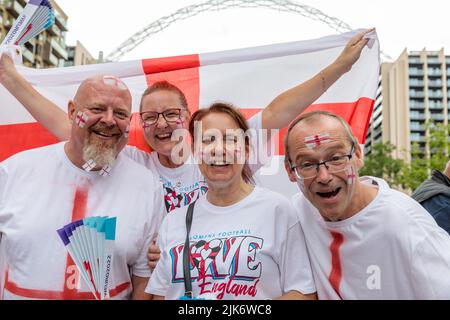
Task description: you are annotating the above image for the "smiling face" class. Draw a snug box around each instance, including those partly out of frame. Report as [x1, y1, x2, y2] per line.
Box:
[69, 76, 132, 168]
[140, 89, 190, 158]
[196, 112, 248, 190]
[285, 116, 363, 221]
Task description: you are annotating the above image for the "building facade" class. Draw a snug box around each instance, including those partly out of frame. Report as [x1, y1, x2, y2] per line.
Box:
[65, 40, 96, 67]
[365, 49, 450, 162]
[0, 0, 69, 68]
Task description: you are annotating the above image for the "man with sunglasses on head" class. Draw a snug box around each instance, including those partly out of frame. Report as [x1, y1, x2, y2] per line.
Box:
[284, 110, 450, 299]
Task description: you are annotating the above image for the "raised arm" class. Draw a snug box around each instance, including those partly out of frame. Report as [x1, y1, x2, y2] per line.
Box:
[0, 52, 71, 140]
[262, 28, 374, 130]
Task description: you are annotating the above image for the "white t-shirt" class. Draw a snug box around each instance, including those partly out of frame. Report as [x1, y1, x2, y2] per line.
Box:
[0, 142, 165, 300]
[292, 176, 450, 300]
[124, 112, 272, 213]
[146, 186, 316, 300]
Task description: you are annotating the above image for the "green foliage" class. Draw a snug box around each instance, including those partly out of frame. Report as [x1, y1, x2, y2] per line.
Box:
[360, 142, 405, 188]
[398, 142, 428, 190]
[362, 122, 449, 191]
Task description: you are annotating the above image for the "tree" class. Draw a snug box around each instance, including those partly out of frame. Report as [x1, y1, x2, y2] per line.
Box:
[400, 122, 449, 191]
[361, 142, 406, 189]
[398, 142, 428, 191]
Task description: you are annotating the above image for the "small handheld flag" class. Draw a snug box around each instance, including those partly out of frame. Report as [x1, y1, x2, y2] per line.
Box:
[1, 0, 55, 47]
[57, 217, 117, 300]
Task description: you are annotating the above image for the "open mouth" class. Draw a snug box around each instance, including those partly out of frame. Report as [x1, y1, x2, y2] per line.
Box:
[316, 187, 341, 199]
[208, 161, 231, 167]
[155, 132, 172, 141]
[92, 130, 120, 139]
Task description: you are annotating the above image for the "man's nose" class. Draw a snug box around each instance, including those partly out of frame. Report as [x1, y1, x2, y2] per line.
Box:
[100, 109, 116, 126]
[315, 163, 332, 183]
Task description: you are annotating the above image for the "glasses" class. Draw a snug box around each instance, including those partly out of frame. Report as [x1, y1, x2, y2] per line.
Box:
[291, 144, 355, 179]
[140, 108, 182, 125]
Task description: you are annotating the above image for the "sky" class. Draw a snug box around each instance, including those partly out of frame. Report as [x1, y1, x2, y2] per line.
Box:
[56, 0, 449, 62]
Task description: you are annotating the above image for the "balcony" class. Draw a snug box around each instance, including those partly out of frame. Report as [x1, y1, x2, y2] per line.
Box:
[410, 135, 425, 142]
[47, 24, 61, 37]
[410, 120, 424, 131]
[430, 114, 445, 121]
[46, 52, 59, 66]
[428, 92, 443, 99]
[410, 113, 426, 120]
[409, 58, 422, 64]
[409, 69, 424, 76]
[4, 0, 23, 17]
[428, 80, 442, 87]
[45, 38, 68, 60]
[373, 117, 383, 129]
[54, 12, 68, 32]
[428, 69, 442, 77]
[429, 103, 444, 110]
[21, 48, 34, 64]
[409, 101, 424, 109]
[409, 80, 424, 87]
[410, 125, 424, 131]
[373, 129, 382, 140]
[42, 42, 60, 66]
[427, 59, 441, 65]
[409, 91, 425, 98]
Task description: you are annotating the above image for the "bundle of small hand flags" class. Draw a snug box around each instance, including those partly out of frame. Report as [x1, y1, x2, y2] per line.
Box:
[57, 217, 117, 300]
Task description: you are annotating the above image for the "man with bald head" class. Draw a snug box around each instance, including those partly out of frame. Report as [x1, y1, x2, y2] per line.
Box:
[0, 76, 164, 300]
[284, 110, 450, 299]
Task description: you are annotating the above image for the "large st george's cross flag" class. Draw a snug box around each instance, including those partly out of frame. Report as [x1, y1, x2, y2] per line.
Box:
[0, 29, 380, 197]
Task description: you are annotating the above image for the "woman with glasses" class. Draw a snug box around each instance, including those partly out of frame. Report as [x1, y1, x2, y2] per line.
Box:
[0, 30, 373, 214]
[145, 103, 317, 300]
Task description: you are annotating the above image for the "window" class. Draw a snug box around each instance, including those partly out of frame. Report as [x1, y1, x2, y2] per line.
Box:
[411, 133, 421, 141]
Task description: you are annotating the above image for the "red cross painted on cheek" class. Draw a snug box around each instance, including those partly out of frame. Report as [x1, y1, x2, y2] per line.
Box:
[75, 112, 89, 128]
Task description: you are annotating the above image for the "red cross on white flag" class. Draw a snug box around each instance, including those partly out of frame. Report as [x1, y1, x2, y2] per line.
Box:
[346, 166, 356, 185]
[82, 159, 96, 172]
[304, 134, 331, 149]
[99, 165, 111, 177]
[0, 30, 380, 197]
[76, 111, 89, 128]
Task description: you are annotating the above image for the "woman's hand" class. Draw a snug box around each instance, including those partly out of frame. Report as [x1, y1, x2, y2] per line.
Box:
[334, 28, 375, 73]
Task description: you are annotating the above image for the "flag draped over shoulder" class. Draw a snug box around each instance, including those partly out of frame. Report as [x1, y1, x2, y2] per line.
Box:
[0, 30, 379, 194]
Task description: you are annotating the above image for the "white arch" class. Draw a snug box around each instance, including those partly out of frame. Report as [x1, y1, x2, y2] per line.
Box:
[106, 0, 390, 61]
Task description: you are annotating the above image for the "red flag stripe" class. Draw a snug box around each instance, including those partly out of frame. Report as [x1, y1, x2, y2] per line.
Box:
[328, 231, 344, 299]
[142, 54, 200, 75]
[4, 271, 130, 300]
[0, 98, 373, 161]
[63, 188, 89, 298]
[143, 57, 201, 116]
[4, 187, 131, 299]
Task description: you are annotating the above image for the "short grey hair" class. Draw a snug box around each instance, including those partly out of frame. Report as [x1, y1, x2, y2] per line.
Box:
[284, 110, 358, 167]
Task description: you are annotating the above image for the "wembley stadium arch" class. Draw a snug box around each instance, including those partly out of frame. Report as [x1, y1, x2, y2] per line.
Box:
[105, 0, 391, 61]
